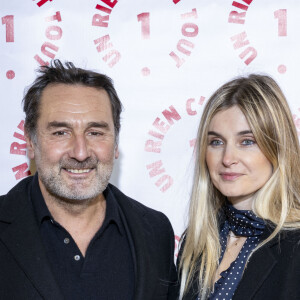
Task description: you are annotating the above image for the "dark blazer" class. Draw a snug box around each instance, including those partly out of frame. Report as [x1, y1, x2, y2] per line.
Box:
[0, 176, 178, 300]
[179, 227, 300, 300]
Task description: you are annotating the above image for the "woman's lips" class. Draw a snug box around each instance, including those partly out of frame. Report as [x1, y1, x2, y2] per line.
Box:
[220, 172, 243, 181]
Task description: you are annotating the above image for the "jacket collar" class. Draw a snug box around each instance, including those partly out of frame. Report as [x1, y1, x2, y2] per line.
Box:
[105, 184, 159, 300]
[0, 179, 170, 300]
[182, 218, 281, 300]
[232, 224, 277, 299]
[219, 209, 279, 299]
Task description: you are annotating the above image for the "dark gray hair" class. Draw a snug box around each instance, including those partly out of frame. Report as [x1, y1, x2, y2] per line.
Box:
[23, 59, 122, 142]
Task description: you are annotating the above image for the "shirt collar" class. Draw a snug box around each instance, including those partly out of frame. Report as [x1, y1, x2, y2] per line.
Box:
[30, 173, 124, 235]
[101, 185, 124, 236]
[30, 173, 51, 225]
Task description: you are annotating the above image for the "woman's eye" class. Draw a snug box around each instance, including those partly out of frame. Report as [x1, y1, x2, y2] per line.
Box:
[209, 139, 223, 146]
[241, 139, 255, 146]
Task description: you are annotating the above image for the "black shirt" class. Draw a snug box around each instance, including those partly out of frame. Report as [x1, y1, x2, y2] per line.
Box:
[30, 174, 135, 300]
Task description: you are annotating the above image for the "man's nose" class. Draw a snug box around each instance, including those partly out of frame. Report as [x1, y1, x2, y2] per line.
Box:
[69, 134, 90, 162]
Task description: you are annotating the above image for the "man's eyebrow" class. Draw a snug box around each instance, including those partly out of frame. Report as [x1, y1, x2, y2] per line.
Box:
[47, 121, 110, 130]
[87, 121, 110, 129]
[47, 121, 71, 129]
[207, 130, 253, 137]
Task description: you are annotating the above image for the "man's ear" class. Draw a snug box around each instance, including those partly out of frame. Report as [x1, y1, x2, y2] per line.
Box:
[25, 131, 36, 160]
[114, 145, 119, 159]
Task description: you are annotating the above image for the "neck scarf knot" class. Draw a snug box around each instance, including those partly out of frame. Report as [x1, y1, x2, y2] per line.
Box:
[224, 203, 265, 237]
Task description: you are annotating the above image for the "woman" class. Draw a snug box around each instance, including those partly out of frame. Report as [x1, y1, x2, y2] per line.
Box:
[178, 74, 300, 300]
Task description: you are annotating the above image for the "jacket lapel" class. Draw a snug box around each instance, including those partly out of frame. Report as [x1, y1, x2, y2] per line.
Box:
[233, 227, 278, 300]
[181, 239, 277, 300]
[110, 185, 158, 300]
[126, 209, 156, 300]
[0, 177, 64, 300]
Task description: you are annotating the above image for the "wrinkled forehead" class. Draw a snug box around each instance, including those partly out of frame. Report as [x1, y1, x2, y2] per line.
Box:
[38, 84, 113, 124]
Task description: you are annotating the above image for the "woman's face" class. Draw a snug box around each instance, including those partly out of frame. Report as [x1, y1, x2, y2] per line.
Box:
[205, 106, 272, 210]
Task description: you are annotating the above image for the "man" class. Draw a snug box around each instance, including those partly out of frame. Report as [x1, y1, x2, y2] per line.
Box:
[0, 60, 178, 299]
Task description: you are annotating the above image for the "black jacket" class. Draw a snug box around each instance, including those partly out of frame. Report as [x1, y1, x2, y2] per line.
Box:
[0, 176, 178, 300]
[178, 226, 300, 300]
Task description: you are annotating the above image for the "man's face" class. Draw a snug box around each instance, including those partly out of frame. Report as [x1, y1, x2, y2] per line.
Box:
[26, 83, 119, 202]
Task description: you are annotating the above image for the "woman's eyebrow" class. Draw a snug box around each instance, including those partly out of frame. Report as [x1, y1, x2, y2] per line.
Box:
[237, 130, 253, 136]
[207, 131, 222, 137]
[207, 130, 253, 137]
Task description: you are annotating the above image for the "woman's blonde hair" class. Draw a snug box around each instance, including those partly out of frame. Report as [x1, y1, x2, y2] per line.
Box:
[179, 74, 300, 299]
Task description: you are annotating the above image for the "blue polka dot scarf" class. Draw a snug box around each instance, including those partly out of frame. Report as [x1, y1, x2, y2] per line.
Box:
[205, 204, 265, 300]
[223, 204, 265, 237]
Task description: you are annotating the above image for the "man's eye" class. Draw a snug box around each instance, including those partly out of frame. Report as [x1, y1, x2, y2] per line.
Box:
[241, 139, 255, 146]
[53, 131, 67, 136]
[88, 131, 104, 136]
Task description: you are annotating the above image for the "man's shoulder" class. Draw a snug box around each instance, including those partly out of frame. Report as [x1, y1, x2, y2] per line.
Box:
[1, 176, 32, 197]
[107, 183, 172, 228]
[0, 176, 33, 211]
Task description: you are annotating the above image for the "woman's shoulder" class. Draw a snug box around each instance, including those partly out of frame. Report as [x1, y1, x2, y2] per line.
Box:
[259, 227, 300, 259]
[278, 228, 300, 247]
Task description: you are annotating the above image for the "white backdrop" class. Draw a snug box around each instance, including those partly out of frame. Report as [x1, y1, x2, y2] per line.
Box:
[1, 0, 300, 257]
